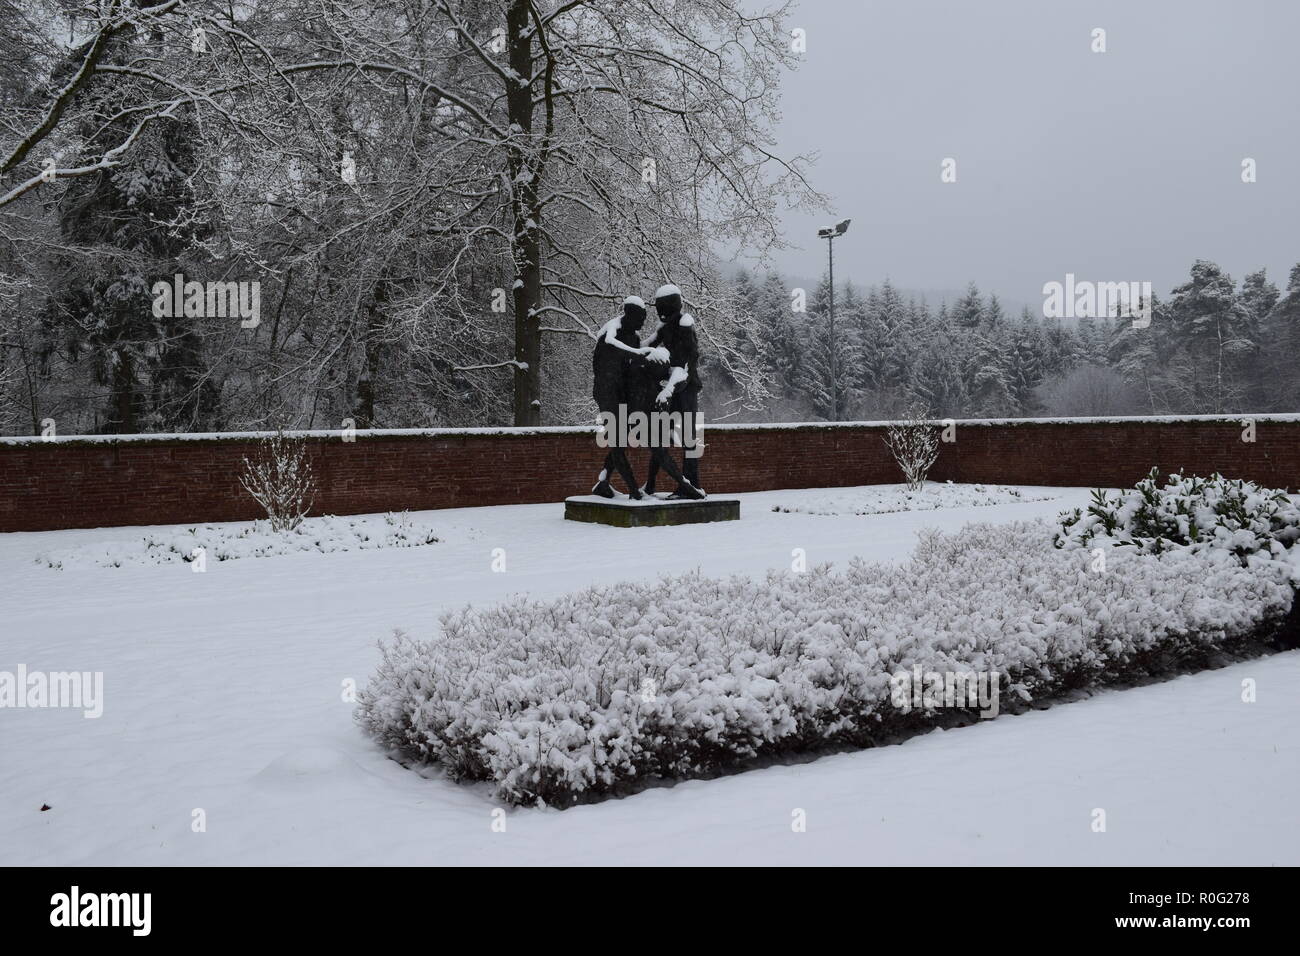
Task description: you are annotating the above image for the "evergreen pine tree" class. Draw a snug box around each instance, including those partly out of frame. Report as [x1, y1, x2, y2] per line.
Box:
[1262, 264, 1300, 411]
[1164, 260, 1253, 413]
[1238, 268, 1278, 412]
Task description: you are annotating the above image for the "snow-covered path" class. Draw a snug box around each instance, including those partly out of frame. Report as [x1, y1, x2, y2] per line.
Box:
[3, 485, 1296, 865]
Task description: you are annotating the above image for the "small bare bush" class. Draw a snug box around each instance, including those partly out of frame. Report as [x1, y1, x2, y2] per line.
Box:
[240, 428, 315, 531]
[884, 406, 940, 490]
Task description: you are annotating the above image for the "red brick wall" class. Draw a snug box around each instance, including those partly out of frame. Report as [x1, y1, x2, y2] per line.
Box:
[1, 417, 1297, 532]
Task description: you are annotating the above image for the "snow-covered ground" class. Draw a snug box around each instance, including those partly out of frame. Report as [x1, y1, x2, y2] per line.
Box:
[767, 480, 1055, 515]
[3, 484, 1296, 866]
[35, 511, 440, 570]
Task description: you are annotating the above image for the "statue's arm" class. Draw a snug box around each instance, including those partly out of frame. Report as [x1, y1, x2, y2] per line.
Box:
[656, 365, 688, 404]
[600, 318, 649, 357]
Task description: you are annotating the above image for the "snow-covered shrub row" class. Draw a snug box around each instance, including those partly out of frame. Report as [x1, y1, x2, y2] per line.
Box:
[770, 481, 1054, 516]
[1055, 468, 1300, 564]
[357, 520, 1294, 806]
[38, 512, 438, 569]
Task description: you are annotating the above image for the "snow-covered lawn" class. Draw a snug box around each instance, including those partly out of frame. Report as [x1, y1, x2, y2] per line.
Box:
[3, 484, 1296, 865]
[768, 481, 1055, 515]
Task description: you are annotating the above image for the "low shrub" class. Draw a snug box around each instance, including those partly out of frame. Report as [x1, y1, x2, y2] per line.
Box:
[357, 520, 1294, 806]
[39, 511, 438, 569]
[240, 427, 315, 532]
[1054, 468, 1300, 563]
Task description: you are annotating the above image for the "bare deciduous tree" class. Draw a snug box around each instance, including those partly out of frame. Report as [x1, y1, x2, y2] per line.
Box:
[1, 0, 818, 433]
[385, 0, 822, 423]
[1034, 364, 1144, 417]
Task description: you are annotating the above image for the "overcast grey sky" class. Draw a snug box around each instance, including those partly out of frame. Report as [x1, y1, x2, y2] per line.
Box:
[759, 0, 1300, 305]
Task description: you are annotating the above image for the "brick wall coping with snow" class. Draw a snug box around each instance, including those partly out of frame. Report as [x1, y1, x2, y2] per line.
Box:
[4, 412, 1300, 446]
[2, 415, 1299, 531]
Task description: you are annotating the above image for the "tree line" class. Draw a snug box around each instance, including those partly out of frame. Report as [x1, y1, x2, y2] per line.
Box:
[711, 259, 1300, 422]
[3, 5, 1295, 436]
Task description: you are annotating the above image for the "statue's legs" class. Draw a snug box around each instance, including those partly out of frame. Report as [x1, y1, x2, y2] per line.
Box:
[642, 447, 661, 495]
[594, 390, 642, 497]
[601, 446, 641, 496]
[649, 444, 685, 487]
[676, 389, 702, 489]
[644, 390, 702, 495]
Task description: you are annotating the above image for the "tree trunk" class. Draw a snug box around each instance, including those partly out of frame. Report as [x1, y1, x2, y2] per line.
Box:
[111, 348, 136, 433]
[355, 277, 387, 428]
[507, 0, 541, 425]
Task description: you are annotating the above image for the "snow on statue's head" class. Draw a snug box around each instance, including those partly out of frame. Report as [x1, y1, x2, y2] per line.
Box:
[653, 283, 682, 319]
[622, 295, 647, 330]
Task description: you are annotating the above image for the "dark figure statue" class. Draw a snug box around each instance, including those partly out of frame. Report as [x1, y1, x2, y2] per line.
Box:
[642, 283, 705, 499]
[624, 341, 698, 498]
[591, 296, 653, 499]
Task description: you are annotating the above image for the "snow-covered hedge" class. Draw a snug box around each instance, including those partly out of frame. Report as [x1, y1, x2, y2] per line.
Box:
[38, 512, 438, 569]
[356, 520, 1295, 806]
[1054, 468, 1300, 563]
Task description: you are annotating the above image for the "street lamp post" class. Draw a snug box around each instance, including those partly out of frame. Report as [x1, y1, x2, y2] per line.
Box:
[816, 218, 851, 421]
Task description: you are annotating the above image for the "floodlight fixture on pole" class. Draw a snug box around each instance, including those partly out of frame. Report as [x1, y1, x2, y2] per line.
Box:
[818, 218, 851, 420]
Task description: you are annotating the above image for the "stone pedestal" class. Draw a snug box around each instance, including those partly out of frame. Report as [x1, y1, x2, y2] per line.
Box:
[564, 495, 740, 527]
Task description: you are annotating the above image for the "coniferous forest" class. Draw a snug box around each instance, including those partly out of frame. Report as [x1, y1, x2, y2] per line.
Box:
[718, 260, 1300, 424]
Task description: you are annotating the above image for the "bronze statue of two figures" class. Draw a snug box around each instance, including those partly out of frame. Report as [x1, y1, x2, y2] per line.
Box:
[591, 284, 706, 501]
